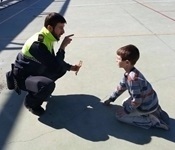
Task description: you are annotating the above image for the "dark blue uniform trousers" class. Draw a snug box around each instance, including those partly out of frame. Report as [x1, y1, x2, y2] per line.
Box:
[23, 72, 66, 109]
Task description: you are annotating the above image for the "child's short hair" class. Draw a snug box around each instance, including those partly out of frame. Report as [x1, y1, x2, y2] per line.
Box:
[117, 44, 140, 65]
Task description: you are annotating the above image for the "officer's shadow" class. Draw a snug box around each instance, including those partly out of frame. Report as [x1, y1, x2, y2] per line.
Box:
[38, 94, 175, 144]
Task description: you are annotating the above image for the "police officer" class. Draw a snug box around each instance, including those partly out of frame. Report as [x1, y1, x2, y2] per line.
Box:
[7, 12, 82, 116]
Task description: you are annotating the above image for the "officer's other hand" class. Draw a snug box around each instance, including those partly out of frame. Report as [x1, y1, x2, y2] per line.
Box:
[70, 65, 79, 71]
[70, 61, 82, 75]
[60, 34, 74, 50]
[70, 63, 82, 75]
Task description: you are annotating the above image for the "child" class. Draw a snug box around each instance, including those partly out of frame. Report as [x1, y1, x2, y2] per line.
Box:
[104, 44, 170, 130]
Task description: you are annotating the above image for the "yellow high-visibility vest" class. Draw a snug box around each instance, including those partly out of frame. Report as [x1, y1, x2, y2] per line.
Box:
[22, 27, 57, 58]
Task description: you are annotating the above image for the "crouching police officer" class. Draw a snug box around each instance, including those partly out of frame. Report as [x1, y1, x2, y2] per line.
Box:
[6, 12, 82, 116]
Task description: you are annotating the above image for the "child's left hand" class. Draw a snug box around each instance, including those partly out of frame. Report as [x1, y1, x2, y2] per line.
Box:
[104, 99, 112, 106]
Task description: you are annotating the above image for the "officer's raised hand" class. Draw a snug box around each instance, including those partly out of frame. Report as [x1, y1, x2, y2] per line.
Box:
[60, 34, 74, 50]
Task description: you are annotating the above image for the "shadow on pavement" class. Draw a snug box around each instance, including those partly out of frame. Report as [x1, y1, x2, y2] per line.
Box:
[0, 0, 54, 52]
[39, 94, 175, 144]
[0, 92, 25, 150]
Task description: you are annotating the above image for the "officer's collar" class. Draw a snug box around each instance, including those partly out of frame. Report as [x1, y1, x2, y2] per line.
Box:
[40, 27, 57, 41]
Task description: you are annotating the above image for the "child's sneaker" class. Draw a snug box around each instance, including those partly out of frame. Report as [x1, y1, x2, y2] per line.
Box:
[154, 119, 169, 131]
[152, 106, 170, 125]
[150, 114, 169, 130]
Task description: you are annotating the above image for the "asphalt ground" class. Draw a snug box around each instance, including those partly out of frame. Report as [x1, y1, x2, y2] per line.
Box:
[0, 0, 175, 150]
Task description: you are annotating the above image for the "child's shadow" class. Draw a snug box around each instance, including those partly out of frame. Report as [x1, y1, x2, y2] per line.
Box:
[38, 94, 175, 144]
